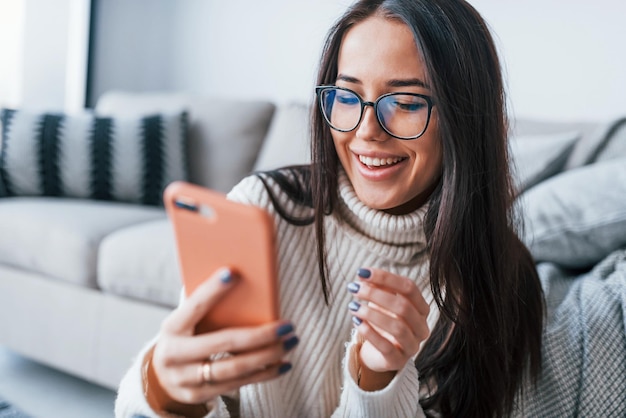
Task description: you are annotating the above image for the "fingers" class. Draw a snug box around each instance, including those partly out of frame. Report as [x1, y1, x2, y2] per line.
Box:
[347, 268, 431, 364]
[210, 335, 298, 382]
[152, 320, 298, 406]
[159, 321, 297, 366]
[348, 281, 430, 342]
[161, 337, 299, 387]
[158, 321, 294, 366]
[171, 361, 293, 406]
[162, 267, 237, 335]
[353, 302, 426, 356]
[353, 320, 404, 367]
[356, 267, 430, 316]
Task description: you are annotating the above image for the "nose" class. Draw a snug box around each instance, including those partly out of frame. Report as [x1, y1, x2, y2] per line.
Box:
[355, 102, 387, 141]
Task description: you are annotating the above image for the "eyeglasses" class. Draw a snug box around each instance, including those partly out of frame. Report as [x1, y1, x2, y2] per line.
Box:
[315, 86, 434, 140]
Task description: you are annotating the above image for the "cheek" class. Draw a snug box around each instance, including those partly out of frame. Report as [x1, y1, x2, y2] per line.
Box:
[428, 141, 443, 176]
[422, 126, 442, 172]
[410, 133, 443, 188]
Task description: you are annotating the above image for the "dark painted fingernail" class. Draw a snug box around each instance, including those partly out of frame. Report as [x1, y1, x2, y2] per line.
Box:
[219, 269, 232, 283]
[347, 282, 360, 293]
[283, 335, 299, 351]
[352, 316, 363, 326]
[276, 323, 294, 337]
[357, 268, 371, 278]
[348, 301, 361, 312]
[278, 363, 292, 375]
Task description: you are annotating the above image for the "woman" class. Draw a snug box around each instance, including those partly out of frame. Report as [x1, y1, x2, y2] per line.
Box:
[116, 0, 544, 417]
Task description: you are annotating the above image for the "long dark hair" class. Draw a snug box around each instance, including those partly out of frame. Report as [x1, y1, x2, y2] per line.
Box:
[260, 0, 544, 416]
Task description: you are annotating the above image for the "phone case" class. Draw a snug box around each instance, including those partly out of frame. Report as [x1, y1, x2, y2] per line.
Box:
[163, 181, 279, 333]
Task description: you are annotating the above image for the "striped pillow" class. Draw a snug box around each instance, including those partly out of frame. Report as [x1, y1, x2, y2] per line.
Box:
[0, 108, 189, 205]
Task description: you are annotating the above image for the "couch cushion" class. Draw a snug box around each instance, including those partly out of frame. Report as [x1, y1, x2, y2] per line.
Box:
[96, 92, 275, 193]
[588, 118, 626, 164]
[511, 118, 595, 138]
[253, 103, 311, 171]
[565, 117, 626, 169]
[520, 158, 626, 269]
[98, 219, 182, 307]
[0, 197, 164, 287]
[509, 131, 579, 192]
[0, 108, 188, 205]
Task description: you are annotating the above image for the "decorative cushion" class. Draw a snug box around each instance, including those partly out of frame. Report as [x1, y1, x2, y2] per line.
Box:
[0, 197, 165, 287]
[95, 92, 276, 192]
[0, 117, 4, 197]
[509, 131, 580, 192]
[520, 158, 626, 269]
[98, 219, 182, 307]
[0, 108, 189, 205]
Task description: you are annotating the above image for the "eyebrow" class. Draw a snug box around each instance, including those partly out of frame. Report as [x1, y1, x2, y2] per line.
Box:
[336, 74, 430, 89]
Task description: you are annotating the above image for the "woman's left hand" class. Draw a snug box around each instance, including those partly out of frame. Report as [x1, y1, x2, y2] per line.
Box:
[347, 267, 431, 375]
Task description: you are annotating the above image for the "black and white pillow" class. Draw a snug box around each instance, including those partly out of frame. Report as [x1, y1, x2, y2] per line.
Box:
[0, 108, 189, 205]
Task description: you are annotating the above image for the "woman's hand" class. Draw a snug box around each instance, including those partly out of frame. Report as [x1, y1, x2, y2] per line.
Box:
[347, 268, 430, 389]
[151, 268, 297, 410]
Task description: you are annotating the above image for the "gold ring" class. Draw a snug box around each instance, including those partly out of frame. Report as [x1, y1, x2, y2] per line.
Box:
[200, 360, 212, 384]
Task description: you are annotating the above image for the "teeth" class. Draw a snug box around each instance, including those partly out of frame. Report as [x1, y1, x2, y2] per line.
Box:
[358, 155, 404, 167]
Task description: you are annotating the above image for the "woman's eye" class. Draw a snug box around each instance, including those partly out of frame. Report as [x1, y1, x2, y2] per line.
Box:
[393, 101, 424, 112]
[336, 94, 359, 105]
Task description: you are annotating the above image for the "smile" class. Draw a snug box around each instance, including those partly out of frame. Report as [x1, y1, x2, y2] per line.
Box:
[358, 155, 406, 168]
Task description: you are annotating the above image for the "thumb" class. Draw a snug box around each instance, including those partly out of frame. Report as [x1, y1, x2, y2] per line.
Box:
[162, 267, 237, 335]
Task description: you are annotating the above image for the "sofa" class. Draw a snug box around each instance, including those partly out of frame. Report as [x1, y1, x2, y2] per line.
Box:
[0, 91, 625, 394]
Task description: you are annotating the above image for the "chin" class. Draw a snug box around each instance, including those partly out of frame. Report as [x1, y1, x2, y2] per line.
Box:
[359, 195, 397, 211]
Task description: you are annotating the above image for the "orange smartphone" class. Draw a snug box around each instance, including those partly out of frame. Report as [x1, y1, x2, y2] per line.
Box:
[163, 181, 279, 334]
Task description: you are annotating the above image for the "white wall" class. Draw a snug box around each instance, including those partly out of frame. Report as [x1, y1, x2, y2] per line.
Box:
[472, 0, 626, 122]
[168, 0, 353, 107]
[89, 0, 177, 103]
[87, 0, 626, 122]
[0, 0, 25, 108]
[0, 0, 91, 112]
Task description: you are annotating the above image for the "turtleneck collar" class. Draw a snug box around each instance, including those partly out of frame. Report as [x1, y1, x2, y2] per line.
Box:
[333, 168, 429, 264]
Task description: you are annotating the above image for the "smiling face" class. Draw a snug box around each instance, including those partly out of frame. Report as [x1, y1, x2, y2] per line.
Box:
[332, 15, 442, 215]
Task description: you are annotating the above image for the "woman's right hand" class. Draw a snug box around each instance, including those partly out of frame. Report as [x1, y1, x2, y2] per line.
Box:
[150, 268, 297, 409]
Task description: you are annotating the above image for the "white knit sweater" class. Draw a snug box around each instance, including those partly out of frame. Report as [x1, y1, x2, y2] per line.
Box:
[115, 169, 438, 417]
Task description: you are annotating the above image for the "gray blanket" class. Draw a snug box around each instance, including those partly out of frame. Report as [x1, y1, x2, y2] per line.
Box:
[516, 248, 626, 417]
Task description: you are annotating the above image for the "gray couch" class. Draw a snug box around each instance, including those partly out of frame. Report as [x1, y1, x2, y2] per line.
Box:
[0, 91, 624, 392]
[0, 91, 309, 390]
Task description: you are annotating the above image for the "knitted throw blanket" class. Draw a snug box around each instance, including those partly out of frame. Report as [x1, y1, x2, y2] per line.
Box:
[516, 248, 626, 417]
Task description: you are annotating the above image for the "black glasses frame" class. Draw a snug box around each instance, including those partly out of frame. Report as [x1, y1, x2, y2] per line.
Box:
[315, 85, 435, 140]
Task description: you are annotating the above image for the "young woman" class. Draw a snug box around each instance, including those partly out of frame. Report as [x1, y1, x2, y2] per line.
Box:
[116, 1, 544, 417]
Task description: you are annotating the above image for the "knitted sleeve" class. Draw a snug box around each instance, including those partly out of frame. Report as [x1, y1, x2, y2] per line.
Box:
[331, 330, 426, 418]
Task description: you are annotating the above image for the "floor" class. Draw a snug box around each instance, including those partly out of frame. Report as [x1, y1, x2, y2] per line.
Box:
[0, 346, 116, 418]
